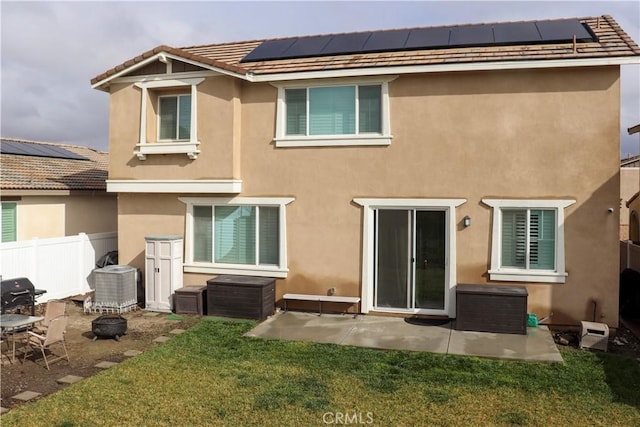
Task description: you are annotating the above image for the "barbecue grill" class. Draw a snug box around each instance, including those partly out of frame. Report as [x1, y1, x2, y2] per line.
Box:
[1, 277, 47, 315]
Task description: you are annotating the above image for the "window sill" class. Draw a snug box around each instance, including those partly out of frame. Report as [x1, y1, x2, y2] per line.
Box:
[488, 269, 568, 284]
[135, 141, 201, 160]
[184, 263, 288, 278]
[274, 135, 392, 148]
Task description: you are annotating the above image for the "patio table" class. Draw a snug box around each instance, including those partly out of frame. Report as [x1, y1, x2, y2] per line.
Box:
[1, 314, 44, 362]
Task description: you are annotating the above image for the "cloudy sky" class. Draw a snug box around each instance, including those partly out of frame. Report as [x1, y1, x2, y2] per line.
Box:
[1, 1, 639, 155]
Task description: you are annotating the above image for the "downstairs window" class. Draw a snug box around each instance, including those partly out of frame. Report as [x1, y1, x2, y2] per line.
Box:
[483, 199, 575, 283]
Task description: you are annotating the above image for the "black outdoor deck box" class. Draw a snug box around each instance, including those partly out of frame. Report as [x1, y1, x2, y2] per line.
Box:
[206, 275, 275, 320]
[174, 286, 207, 315]
[456, 284, 528, 335]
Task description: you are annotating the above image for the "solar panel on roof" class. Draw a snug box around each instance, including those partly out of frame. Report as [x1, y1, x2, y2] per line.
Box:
[536, 19, 594, 42]
[322, 32, 371, 55]
[239, 19, 597, 63]
[241, 38, 297, 62]
[363, 29, 411, 52]
[404, 27, 451, 49]
[449, 25, 494, 46]
[493, 22, 542, 44]
[0, 140, 89, 161]
[283, 35, 333, 58]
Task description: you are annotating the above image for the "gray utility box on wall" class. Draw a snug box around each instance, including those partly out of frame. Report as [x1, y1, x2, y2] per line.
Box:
[207, 275, 275, 320]
[456, 284, 528, 335]
[174, 286, 207, 315]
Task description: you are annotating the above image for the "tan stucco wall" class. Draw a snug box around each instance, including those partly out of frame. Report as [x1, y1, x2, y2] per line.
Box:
[109, 76, 242, 179]
[110, 66, 622, 327]
[16, 195, 117, 240]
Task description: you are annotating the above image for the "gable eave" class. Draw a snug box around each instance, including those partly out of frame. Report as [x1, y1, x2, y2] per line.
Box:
[91, 46, 250, 91]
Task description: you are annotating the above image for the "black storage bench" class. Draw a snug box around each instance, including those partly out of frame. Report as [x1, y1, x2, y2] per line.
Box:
[206, 275, 275, 321]
[174, 286, 207, 315]
[456, 284, 528, 335]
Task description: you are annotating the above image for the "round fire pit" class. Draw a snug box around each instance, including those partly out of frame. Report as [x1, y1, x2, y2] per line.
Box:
[92, 314, 127, 341]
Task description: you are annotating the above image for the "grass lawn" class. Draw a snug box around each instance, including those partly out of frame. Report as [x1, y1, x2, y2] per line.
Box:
[2, 317, 639, 426]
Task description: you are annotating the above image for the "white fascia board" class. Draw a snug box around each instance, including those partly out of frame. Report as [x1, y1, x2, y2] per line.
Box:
[92, 52, 250, 90]
[353, 198, 467, 208]
[249, 56, 640, 83]
[106, 179, 242, 193]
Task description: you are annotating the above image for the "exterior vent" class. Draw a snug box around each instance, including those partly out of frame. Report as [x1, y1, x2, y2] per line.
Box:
[93, 265, 137, 313]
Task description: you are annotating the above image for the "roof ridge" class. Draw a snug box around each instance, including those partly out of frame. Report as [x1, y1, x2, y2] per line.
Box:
[90, 44, 249, 86]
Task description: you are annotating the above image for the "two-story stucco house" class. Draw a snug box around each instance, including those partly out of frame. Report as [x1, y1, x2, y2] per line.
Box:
[92, 16, 640, 328]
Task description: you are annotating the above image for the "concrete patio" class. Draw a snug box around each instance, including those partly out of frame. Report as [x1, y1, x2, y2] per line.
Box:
[245, 311, 563, 363]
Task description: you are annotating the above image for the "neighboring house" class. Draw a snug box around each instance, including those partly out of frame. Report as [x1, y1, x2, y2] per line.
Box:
[621, 153, 640, 240]
[626, 124, 640, 242]
[92, 16, 640, 328]
[0, 138, 117, 242]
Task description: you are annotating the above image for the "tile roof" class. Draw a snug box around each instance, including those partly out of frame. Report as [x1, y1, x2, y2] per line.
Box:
[92, 15, 640, 86]
[0, 138, 108, 191]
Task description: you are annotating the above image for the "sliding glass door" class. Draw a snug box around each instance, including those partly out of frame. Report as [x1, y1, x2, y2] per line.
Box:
[375, 209, 447, 313]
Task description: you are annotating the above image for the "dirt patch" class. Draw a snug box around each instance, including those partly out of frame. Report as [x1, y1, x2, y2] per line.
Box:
[1, 299, 199, 412]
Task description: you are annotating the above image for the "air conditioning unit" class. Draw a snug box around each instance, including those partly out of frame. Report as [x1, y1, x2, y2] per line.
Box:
[93, 265, 137, 313]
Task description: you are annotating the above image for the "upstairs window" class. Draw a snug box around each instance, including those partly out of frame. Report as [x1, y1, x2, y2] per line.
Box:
[159, 94, 191, 140]
[285, 85, 381, 136]
[274, 78, 393, 147]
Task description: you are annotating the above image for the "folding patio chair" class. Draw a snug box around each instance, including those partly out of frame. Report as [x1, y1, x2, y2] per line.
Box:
[33, 300, 66, 334]
[23, 315, 70, 370]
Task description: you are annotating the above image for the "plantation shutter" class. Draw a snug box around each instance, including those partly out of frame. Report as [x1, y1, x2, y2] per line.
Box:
[159, 97, 178, 139]
[214, 206, 256, 265]
[193, 206, 212, 262]
[1, 202, 17, 242]
[501, 210, 526, 268]
[178, 95, 191, 140]
[530, 210, 556, 270]
[309, 86, 356, 135]
[358, 85, 382, 133]
[258, 207, 279, 265]
[285, 89, 307, 135]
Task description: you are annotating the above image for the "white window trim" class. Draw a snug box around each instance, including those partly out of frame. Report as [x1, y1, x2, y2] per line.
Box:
[273, 77, 394, 148]
[482, 198, 576, 284]
[179, 196, 295, 278]
[134, 78, 204, 160]
[353, 198, 466, 315]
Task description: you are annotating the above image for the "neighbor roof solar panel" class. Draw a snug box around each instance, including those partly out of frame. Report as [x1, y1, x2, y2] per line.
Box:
[240, 19, 597, 63]
[0, 140, 89, 161]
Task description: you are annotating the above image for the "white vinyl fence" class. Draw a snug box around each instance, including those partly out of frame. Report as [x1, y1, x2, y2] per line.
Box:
[620, 240, 640, 273]
[0, 232, 117, 303]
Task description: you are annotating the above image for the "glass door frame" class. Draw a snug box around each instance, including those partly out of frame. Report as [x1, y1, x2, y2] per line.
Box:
[353, 198, 467, 317]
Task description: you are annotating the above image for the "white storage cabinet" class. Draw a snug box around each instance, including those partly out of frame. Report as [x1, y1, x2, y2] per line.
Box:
[145, 235, 183, 312]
